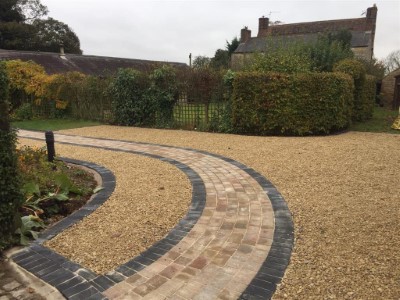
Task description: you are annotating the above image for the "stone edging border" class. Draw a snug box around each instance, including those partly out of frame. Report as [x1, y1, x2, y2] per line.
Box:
[14, 134, 294, 300]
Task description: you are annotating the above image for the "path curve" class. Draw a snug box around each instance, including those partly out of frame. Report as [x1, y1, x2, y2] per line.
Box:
[15, 130, 294, 300]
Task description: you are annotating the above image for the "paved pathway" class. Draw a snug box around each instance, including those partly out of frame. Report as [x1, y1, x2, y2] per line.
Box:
[15, 130, 293, 300]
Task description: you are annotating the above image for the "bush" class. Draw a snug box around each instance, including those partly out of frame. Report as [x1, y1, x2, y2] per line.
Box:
[0, 62, 22, 251]
[13, 102, 33, 120]
[231, 71, 353, 135]
[148, 65, 179, 127]
[109, 68, 152, 126]
[246, 39, 312, 74]
[334, 59, 375, 121]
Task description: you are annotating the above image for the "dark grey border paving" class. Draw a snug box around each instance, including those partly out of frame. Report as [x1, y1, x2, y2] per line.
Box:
[12, 148, 206, 300]
[17, 133, 294, 300]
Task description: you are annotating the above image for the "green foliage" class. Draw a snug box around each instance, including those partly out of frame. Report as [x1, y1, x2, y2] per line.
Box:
[0, 62, 23, 251]
[0, 22, 36, 50]
[0, 0, 25, 22]
[12, 102, 33, 120]
[307, 30, 354, 72]
[211, 69, 236, 132]
[357, 57, 385, 80]
[18, 145, 95, 222]
[192, 56, 211, 69]
[246, 40, 312, 74]
[15, 215, 44, 245]
[209, 37, 240, 70]
[0, 0, 82, 54]
[231, 71, 353, 135]
[210, 49, 229, 70]
[109, 68, 152, 126]
[31, 18, 82, 54]
[334, 58, 375, 121]
[226, 37, 240, 56]
[148, 65, 179, 126]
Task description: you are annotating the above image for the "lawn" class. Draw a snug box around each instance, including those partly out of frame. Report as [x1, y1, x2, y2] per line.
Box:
[12, 119, 101, 131]
[350, 106, 399, 134]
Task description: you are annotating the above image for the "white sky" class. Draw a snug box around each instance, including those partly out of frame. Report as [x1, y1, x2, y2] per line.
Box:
[40, 0, 400, 63]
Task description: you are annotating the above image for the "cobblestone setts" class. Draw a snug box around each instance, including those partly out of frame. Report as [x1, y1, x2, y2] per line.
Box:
[15, 130, 294, 300]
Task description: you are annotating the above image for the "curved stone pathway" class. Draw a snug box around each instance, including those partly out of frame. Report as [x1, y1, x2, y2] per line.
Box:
[16, 130, 293, 300]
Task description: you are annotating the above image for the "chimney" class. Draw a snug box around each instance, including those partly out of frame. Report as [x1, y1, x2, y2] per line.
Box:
[258, 16, 269, 37]
[366, 4, 377, 20]
[240, 26, 251, 43]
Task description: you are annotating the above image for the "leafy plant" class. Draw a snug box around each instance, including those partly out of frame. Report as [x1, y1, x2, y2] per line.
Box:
[15, 215, 45, 245]
[109, 68, 151, 126]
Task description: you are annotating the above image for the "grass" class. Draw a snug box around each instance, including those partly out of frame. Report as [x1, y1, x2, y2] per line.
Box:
[350, 106, 399, 134]
[12, 119, 101, 131]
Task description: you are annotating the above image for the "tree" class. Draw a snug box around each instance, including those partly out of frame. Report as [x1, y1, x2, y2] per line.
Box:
[31, 18, 82, 54]
[357, 57, 385, 80]
[209, 37, 240, 70]
[307, 30, 354, 72]
[0, 22, 36, 50]
[0, 0, 24, 23]
[210, 49, 229, 70]
[193, 56, 211, 69]
[0, 0, 82, 54]
[0, 0, 47, 23]
[384, 50, 400, 74]
[17, 0, 48, 23]
[226, 37, 239, 56]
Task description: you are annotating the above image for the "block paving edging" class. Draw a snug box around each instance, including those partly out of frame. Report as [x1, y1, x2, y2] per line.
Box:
[15, 131, 294, 300]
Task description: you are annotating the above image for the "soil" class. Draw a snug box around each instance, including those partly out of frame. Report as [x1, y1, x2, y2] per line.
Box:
[18, 126, 400, 300]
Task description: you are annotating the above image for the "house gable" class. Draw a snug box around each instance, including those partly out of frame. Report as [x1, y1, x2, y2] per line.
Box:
[232, 5, 377, 69]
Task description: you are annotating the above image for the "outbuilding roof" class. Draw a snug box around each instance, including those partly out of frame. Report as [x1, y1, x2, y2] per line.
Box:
[0, 49, 187, 75]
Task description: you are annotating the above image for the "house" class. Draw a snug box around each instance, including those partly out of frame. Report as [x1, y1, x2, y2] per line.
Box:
[0, 48, 186, 75]
[381, 68, 400, 109]
[232, 5, 378, 70]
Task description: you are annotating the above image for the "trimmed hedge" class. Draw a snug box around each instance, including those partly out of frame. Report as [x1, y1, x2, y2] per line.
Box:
[0, 62, 22, 251]
[334, 59, 375, 121]
[231, 71, 354, 135]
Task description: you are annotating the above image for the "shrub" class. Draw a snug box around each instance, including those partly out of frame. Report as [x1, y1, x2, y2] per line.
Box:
[246, 39, 312, 74]
[148, 65, 179, 127]
[334, 59, 375, 121]
[13, 102, 33, 120]
[0, 62, 22, 251]
[231, 71, 353, 135]
[5, 60, 49, 111]
[109, 68, 151, 126]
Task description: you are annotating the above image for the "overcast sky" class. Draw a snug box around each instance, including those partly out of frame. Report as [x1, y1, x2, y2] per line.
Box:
[40, 0, 400, 64]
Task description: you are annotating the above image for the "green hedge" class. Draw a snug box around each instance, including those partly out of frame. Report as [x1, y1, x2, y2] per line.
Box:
[0, 62, 22, 251]
[231, 71, 354, 135]
[334, 59, 375, 121]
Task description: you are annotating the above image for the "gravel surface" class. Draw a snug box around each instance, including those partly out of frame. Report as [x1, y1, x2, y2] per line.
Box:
[54, 126, 400, 300]
[18, 138, 192, 274]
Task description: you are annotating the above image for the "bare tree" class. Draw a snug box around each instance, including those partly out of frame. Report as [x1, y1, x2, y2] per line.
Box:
[384, 50, 400, 74]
